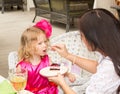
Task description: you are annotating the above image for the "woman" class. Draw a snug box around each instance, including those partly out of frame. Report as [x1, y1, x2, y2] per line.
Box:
[49, 8, 120, 94]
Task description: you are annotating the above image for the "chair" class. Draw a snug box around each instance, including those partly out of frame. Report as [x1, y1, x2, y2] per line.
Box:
[48, 31, 100, 93]
[0, 0, 24, 14]
[49, 0, 94, 32]
[8, 51, 18, 69]
[32, 0, 51, 22]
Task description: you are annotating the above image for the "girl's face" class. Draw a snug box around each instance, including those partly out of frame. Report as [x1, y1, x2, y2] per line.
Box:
[81, 32, 92, 51]
[34, 33, 49, 57]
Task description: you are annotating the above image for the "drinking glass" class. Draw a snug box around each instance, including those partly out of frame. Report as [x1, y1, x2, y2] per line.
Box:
[8, 68, 27, 94]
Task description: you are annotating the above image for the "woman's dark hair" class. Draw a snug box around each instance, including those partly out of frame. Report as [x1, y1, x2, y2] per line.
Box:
[79, 8, 120, 93]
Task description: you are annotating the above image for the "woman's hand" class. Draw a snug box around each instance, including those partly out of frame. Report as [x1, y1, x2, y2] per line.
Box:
[48, 73, 76, 94]
[48, 73, 65, 86]
[51, 44, 69, 58]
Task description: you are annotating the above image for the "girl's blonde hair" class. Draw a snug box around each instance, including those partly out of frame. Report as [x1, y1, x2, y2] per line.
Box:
[18, 26, 46, 61]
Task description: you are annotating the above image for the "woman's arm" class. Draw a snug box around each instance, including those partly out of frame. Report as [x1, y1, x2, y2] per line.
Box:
[51, 44, 98, 73]
[65, 53, 98, 73]
[48, 74, 76, 94]
[60, 80, 76, 94]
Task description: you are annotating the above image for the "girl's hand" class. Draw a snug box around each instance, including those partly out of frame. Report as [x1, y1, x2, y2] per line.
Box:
[48, 73, 65, 86]
[51, 44, 69, 58]
[65, 72, 76, 83]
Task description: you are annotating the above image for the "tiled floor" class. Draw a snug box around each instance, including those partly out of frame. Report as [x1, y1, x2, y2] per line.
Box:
[0, 9, 78, 77]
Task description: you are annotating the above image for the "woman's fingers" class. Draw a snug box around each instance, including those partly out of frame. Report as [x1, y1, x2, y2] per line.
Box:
[51, 46, 61, 51]
[51, 44, 64, 51]
[48, 73, 64, 85]
[51, 44, 69, 57]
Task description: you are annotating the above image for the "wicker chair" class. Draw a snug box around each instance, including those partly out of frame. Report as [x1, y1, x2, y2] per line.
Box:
[8, 31, 100, 93]
[49, 0, 94, 32]
[8, 51, 18, 69]
[0, 0, 24, 14]
[32, 0, 51, 22]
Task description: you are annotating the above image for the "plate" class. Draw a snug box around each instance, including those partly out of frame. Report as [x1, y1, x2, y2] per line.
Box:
[40, 66, 68, 77]
[19, 90, 34, 94]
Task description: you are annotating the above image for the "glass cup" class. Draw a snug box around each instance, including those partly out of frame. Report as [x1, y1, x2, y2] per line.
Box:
[8, 68, 27, 94]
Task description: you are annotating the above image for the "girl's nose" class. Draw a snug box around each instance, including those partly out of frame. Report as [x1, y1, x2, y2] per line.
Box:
[42, 42, 47, 47]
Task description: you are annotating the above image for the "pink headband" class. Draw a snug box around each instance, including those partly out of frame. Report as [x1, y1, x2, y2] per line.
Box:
[34, 19, 52, 38]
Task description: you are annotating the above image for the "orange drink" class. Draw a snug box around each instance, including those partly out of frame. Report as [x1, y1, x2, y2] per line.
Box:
[8, 68, 27, 93]
[10, 76, 26, 91]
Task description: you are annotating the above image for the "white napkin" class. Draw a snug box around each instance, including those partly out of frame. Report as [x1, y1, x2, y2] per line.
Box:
[0, 75, 16, 94]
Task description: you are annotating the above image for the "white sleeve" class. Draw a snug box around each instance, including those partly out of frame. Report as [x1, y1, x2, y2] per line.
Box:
[86, 59, 119, 94]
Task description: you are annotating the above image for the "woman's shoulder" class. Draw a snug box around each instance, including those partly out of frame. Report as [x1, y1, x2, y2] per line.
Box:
[100, 56, 113, 66]
[97, 56, 118, 77]
[98, 56, 114, 69]
[98, 53, 113, 65]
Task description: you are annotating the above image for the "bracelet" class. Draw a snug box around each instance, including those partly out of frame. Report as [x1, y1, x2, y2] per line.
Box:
[72, 56, 76, 65]
[64, 53, 76, 65]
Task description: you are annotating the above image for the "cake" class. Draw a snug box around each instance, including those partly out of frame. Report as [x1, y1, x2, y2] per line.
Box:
[50, 63, 60, 70]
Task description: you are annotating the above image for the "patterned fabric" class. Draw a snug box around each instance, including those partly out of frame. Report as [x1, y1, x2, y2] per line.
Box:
[49, 31, 99, 76]
[48, 31, 100, 94]
[17, 55, 58, 94]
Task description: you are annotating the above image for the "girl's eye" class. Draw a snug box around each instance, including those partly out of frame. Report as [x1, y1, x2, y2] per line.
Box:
[45, 40, 48, 43]
[38, 42, 42, 45]
[38, 40, 48, 45]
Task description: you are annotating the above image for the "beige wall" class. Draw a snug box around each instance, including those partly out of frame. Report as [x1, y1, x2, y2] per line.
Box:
[93, 0, 117, 16]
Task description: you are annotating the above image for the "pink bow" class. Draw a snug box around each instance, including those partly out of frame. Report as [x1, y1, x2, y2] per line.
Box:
[34, 19, 52, 38]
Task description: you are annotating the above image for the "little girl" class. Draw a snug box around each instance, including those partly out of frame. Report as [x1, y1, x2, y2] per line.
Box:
[16, 19, 75, 94]
[16, 19, 58, 94]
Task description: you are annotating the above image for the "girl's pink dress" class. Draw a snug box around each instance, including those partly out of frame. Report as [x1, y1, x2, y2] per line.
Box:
[17, 55, 58, 94]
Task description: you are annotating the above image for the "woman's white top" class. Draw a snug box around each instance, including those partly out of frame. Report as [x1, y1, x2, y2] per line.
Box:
[86, 53, 120, 94]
